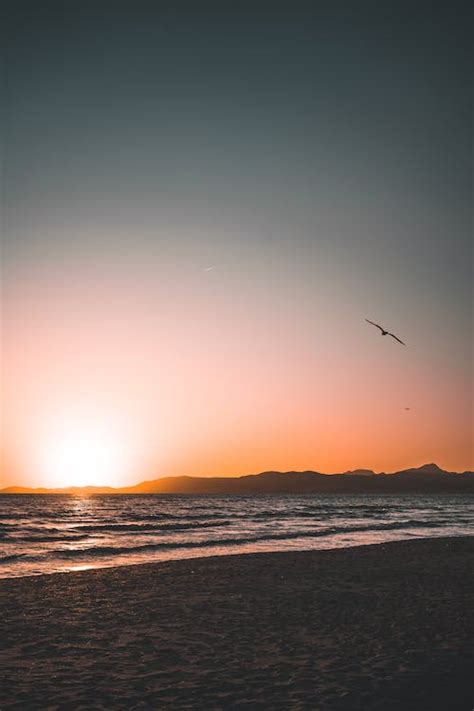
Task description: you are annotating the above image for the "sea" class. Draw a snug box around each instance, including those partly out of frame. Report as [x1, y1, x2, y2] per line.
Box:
[0, 493, 472, 578]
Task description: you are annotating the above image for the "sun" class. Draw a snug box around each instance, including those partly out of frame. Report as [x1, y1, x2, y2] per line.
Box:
[37, 417, 129, 488]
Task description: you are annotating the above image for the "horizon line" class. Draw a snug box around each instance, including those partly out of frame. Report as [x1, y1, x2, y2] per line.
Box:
[2, 462, 473, 493]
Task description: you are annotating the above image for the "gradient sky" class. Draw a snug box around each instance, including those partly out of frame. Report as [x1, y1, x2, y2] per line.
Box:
[2, 1, 472, 487]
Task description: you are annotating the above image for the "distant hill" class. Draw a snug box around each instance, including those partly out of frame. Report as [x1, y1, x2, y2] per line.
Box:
[1, 464, 473, 494]
[343, 469, 374, 477]
[0, 485, 120, 495]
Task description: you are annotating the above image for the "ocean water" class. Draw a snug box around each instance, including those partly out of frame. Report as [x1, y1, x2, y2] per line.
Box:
[0, 493, 472, 578]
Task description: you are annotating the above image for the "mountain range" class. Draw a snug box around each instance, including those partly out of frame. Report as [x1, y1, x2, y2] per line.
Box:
[1, 463, 473, 495]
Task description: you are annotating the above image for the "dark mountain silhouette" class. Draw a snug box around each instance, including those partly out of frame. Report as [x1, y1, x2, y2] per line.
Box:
[1, 464, 473, 494]
[343, 469, 374, 477]
[0, 485, 119, 495]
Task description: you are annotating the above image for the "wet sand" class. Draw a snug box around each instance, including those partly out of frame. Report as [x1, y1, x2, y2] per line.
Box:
[1, 537, 473, 710]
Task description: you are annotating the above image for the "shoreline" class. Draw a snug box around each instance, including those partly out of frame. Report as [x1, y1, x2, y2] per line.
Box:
[1, 532, 472, 582]
[1, 537, 473, 709]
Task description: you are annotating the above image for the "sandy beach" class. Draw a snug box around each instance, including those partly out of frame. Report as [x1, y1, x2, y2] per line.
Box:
[1, 537, 472, 710]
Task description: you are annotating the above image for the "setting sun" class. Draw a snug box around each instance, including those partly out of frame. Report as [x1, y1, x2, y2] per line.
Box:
[37, 418, 130, 488]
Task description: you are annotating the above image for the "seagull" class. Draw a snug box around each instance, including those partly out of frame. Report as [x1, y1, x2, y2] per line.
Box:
[365, 319, 406, 345]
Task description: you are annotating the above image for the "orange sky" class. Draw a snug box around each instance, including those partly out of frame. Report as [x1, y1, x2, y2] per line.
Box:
[1, 252, 472, 488]
[2, 3, 472, 488]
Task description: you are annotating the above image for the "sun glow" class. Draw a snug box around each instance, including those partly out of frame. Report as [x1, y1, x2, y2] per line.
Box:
[37, 417, 131, 488]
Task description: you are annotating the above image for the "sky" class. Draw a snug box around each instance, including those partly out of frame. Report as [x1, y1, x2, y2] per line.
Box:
[1, 1, 472, 487]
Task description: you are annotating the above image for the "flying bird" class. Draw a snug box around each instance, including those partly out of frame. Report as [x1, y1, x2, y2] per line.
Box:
[365, 319, 406, 345]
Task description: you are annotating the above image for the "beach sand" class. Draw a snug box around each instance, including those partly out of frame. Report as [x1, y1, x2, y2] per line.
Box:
[1, 537, 472, 710]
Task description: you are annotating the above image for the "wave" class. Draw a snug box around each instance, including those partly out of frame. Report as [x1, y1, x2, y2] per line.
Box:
[133, 512, 236, 521]
[0, 522, 230, 543]
[0, 553, 28, 564]
[4, 533, 91, 543]
[73, 520, 231, 533]
[249, 509, 391, 520]
[46, 519, 446, 560]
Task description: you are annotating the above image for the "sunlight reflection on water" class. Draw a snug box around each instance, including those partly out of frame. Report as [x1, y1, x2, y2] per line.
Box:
[1, 493, 472, 578]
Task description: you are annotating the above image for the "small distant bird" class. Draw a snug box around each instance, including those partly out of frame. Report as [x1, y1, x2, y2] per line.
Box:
[365, 319, 406, 345]
[203, 266, 215, 272]
[405, 407, 411, 411]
